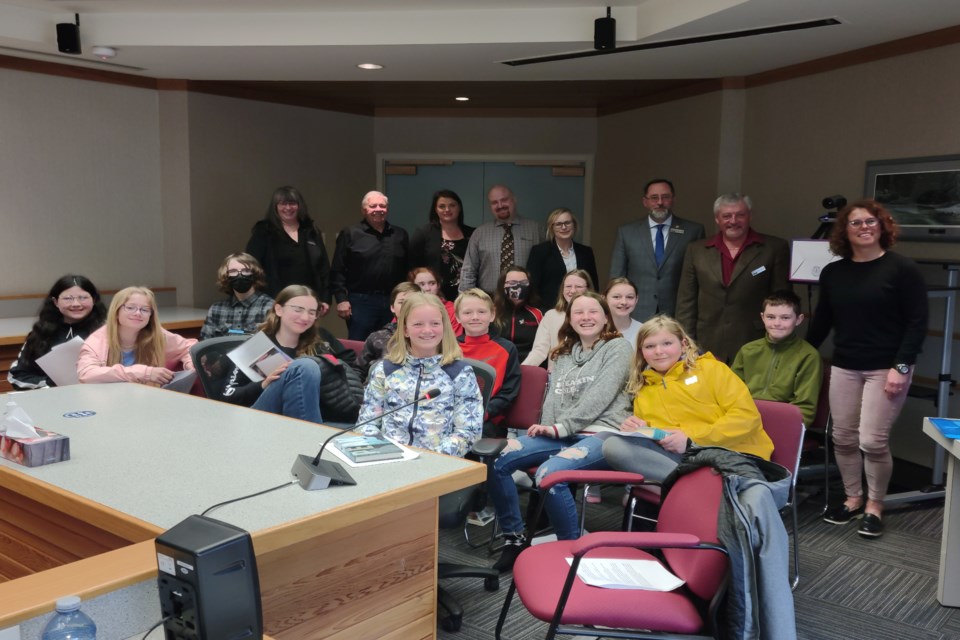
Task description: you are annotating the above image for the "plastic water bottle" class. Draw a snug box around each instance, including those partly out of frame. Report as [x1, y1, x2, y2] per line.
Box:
[40, 596, 97, 640]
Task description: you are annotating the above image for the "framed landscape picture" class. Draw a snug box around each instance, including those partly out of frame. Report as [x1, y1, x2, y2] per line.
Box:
[864, 154, 960, 242]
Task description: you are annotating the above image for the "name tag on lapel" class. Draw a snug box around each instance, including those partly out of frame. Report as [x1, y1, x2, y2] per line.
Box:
[751, 266, 767, 277]
[685, 375, 698, 385]
[669, 227, 684, 235]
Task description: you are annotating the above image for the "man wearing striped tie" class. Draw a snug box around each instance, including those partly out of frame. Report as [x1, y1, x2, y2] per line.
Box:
[609, 179, 704, 322]
[460, 185, 542, 296]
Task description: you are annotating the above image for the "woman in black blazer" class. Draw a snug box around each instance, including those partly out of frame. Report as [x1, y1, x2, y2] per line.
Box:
[409, 189, 475, 301]
[527, 208, 599, 307]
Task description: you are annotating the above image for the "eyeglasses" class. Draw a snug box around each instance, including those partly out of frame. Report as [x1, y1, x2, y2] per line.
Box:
[226, 269, 254, 277]
[504, 280, 529, 288]
[284, 304, 318, 318]
[848, 218, 879, 229]
[644, 194, 673, 202]
[121, 304, 152, 316]
[552, 220, 574, 229]
[59, 295, 92, 304]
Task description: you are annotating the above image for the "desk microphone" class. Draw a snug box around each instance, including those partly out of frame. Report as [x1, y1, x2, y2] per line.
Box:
[291, 388, 442, 490]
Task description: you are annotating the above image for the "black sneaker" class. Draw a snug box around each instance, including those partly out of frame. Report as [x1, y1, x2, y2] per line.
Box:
[823, 503, 864, 525]
[858, 513, 884, 538]
[493, 534, 526, 573]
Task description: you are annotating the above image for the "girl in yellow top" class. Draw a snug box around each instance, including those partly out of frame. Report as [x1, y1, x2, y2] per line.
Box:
[602, 315, 772, 481]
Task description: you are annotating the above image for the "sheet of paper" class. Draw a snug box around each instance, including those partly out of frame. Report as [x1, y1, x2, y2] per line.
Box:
[565, 557, 685, 591]
[327, 434, 420, 467]
[226, 331, 292, 382]
[162, 370, 197, 394]
[35, 335, 84, 386]
[790, 239, 841, 283]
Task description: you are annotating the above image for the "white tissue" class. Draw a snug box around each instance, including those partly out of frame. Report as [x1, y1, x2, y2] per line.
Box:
[1, 403, 40, 439]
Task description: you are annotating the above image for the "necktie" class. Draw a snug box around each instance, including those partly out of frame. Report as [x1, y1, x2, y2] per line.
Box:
[500, 224, 515, 273]
[655, 224, 666, 267]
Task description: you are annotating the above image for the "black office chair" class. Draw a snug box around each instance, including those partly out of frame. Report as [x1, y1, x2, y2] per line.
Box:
[436, 359, 503, 632]
[189, 335, 250, 398]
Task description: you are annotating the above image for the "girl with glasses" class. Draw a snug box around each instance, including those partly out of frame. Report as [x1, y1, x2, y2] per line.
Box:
[523, 269, 595, 369]
[78, 286, 196, 385]
[215, 285, 363, 425]
[8, 275, 107, 389]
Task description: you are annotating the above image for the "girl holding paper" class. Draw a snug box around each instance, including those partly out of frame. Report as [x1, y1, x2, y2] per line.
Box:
[601, 315, 771, 483]
[9, 275, 107, 389]
[77, 286, 196, 386]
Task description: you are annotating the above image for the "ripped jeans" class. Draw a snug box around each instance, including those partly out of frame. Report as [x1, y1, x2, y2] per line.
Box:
[488, 433, 608, 540]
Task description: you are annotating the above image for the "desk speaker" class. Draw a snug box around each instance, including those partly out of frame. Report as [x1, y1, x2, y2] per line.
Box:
[156, 515, 262, 640]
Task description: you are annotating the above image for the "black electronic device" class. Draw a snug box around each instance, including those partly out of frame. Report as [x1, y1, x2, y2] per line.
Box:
[291, 387, 441, 491]
[594, 7, 616, 50]
[56, 14, 81, 54]
[156, 515, 262, 640]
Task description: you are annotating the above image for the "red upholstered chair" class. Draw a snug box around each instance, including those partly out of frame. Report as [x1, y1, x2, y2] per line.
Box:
[754, 399, 805, 589]
[339, 338, 364, 361]
[496, 466, 728, 640]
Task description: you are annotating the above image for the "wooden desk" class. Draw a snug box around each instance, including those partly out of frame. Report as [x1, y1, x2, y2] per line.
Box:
[923, 418, 960, 607]
[0, 385, 484, 638]
[0, 308, 208, 392]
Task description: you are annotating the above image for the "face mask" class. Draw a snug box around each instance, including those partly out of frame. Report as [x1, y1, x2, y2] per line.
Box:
[505, 283, 530, 303]
[230, 275, 254, 294]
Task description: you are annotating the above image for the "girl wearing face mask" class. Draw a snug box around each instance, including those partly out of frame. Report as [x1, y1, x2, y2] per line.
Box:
[78, 287, 196, 386]
[523, 269, 595, 369]
[8, 275, 107, 390]
[409, 266, 462, 335]
[200, 253, 275, 340]
[491, 265, 542, 362]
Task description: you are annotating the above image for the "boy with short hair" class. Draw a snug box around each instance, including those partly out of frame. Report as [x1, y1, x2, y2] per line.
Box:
[455, 288, 521, 437]
[358, 282, 421, 380]
[732, 289, 822, 425]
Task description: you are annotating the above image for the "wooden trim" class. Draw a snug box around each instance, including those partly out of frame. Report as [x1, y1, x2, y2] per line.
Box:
[157, 78, 188, 91]
[0, 286, 176, 302]
[385, 165, 418, 176]
[0, 541, 156, 628]
[746, 24, 960, 88]
[187, 81, 375, 116]
[552, 166, 586, 177]
[0, 54, 156, 90]
[374, 106, 597, 118]
[597, 79, 725, 116]
[385, 160, 454, 166]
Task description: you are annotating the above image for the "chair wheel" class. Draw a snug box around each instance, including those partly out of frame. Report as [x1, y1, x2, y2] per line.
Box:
[441, 614, 462, 632]
[484, 575, 500, 591]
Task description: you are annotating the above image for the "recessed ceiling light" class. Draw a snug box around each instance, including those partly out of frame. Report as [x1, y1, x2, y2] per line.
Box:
[455, 96, 470, 102]
[357, 63, 383, 70]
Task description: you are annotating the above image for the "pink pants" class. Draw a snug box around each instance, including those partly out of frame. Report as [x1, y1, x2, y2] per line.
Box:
[829, 366, 911, 502]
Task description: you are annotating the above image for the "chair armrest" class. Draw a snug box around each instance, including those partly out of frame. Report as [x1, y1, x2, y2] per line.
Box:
[570, 532, 701, 556]
[471, 437, 507, 458]
[539, 469, 646, 490]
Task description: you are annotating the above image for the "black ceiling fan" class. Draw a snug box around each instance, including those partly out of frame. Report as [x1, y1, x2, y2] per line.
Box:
[501, 7, 841, 67]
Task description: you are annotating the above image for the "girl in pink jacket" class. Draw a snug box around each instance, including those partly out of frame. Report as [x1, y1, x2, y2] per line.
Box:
[78, 286, 195, 385]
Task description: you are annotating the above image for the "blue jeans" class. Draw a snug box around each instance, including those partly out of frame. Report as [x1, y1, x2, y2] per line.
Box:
[346, 292, 392, 341]
[488, 434, 608, 540]
[251, 359, 323, 424]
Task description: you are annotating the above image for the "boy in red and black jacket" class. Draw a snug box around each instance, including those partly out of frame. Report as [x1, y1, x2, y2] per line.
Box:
[456, 288, 521, 437]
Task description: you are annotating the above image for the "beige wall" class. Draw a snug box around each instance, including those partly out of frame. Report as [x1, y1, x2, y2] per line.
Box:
[0, 68, 164, 294]
[184, 92, 374, 310]
[592, 91, 725, 279]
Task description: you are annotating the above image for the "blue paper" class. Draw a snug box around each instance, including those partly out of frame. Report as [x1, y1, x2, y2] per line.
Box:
[930, 418, 960, 439]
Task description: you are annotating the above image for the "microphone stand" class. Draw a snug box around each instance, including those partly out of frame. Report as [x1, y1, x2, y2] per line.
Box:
[291, 388, 441, 490]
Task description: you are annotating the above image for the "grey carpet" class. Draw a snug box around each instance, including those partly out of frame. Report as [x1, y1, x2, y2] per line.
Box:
[436, 481, 960, 640]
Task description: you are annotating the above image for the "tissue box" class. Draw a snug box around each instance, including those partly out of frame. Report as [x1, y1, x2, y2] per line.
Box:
[0, 429, 70, 467]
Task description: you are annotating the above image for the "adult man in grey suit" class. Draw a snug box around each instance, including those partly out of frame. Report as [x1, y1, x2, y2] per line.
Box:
[610, 179, 705, 321]
[675, 193, 791, 364]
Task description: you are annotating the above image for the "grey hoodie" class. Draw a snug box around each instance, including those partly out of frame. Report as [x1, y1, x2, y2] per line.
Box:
[542, 336, 633, 438]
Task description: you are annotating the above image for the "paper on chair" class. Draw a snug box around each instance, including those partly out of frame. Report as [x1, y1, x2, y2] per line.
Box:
[565, 557, 685, 591]
[35, 335, 84, 386]
[227, 331, 292, 382]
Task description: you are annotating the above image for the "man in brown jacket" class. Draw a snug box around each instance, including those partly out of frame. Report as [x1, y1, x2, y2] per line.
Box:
[675, 193, 791, 364]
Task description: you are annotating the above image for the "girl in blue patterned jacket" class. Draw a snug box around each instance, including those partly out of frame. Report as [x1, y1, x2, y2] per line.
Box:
[356, 292, 483, 457]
